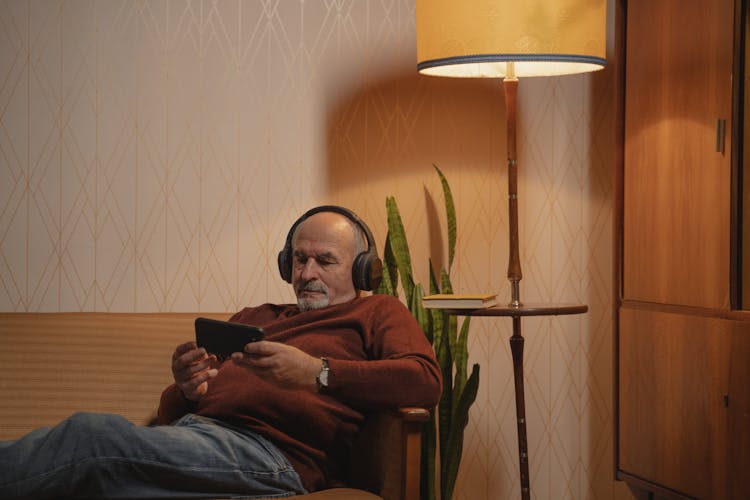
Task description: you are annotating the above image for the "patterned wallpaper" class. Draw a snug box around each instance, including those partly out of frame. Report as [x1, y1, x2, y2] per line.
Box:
[0, 1, 631, 499]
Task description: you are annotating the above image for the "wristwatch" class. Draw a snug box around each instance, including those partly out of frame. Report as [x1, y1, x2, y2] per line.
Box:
[316, 357, 329, 390]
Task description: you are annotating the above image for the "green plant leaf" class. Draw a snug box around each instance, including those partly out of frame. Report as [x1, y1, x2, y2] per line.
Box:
[437, 318, 453, 467]
[385, 196, 415, 303]
[434, 164, 457, 271]
[442, 363, 480, 500]
[378, 230, 399, 297]
[376, 166, 480, 500]
[373, 266, 388, 295]
[411, 284, 431, 335]
[440, 267, 453, 294]
[421, 412, 437, 500]
[427, 260, 442, 347]
[440, 268, 459, 356]
[428, 259, 441, 295]
[376, 261, 395, 296]
[452, 317, 471, 414]
[375, 237, 395, 296]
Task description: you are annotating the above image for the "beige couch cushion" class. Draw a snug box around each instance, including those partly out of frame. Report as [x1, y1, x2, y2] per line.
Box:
[0, 312, 226, 439]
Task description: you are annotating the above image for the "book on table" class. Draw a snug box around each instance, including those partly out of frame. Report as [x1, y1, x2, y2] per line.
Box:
[422, 293, 499, 309]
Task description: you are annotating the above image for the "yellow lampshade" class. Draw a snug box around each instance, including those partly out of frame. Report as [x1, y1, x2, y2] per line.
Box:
[417, 0, 606, 78]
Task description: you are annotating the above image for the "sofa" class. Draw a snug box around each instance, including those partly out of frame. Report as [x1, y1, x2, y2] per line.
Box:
[0, 312, 428, 500]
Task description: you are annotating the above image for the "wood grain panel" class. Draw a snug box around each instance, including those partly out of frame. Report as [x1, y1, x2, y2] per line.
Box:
[619, 306, 730, 499]
[0, 312, 228, 439]
[727, 324, 750, 498]
[623, 0, 734, 308]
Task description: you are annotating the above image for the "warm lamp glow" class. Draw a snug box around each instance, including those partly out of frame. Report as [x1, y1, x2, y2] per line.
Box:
[417, 0, 607, 78]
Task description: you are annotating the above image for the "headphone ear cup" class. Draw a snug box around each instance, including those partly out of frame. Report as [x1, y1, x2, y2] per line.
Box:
[278, 248, 292, 283]
[367, 256, 383, 291]
[351, 252, 368, 290]
[352, 252, 383, 291]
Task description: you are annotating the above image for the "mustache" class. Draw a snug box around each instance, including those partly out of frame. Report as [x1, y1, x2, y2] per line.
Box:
[296, 280, 329, 294]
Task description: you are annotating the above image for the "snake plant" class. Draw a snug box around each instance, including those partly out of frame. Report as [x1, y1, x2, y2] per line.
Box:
[376, 165, 480, 500]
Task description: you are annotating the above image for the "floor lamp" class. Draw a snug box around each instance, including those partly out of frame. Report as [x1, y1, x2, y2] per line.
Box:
[415, 1, 606, 498]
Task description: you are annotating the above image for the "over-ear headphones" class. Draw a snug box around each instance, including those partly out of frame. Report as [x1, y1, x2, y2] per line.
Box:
[277, 205, 383, 291]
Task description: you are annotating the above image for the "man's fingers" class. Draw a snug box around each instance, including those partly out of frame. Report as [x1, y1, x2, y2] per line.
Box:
[231, 351, 284, 376]
[170, 341, 221, 401]
[173, 347, 208, 371]
[173, 341, 198, 360]
[186, 368, 218, 387]
[179, 368, 218, 399]
[175, 357, 213, 379]
[242, 340, 277, 355]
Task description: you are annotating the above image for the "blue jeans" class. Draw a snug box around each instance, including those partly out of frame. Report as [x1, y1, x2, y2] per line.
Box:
[0, 412, 307, 499]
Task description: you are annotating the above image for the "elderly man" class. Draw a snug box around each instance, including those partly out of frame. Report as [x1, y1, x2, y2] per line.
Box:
[0, 206, 441, 499]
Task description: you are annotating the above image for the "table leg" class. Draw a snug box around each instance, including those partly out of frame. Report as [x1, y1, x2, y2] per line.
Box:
[510, 316, 530, 500]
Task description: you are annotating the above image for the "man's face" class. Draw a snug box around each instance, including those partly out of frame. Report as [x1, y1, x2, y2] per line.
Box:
[291, 212, 358, 311]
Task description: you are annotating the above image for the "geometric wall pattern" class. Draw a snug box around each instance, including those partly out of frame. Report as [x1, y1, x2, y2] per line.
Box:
[0, 1, 631, 498]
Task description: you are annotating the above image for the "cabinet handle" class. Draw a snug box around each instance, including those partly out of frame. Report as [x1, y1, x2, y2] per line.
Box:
[716, 118, 726, 154]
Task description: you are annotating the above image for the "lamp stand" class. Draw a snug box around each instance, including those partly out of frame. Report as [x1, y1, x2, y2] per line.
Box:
[442, 70, 589, 500]
[502, 70, 588, 500]
[503, 72, 531, 500]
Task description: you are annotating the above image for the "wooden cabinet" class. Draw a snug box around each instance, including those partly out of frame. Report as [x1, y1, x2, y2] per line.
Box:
[622, 0, 733, 309]
[617, 0, 750, 498]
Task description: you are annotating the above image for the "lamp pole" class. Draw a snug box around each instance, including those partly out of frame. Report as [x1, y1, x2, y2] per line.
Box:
[503, 62, 530, 500]
[505, 63, 522, 308]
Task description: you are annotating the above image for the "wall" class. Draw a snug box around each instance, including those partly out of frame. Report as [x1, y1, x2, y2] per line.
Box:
[0, 1, 630, 498]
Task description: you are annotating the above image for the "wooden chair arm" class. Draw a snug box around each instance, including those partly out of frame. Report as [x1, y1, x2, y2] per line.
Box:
[396, 406, 431, 422]
[342, 406, 431, 500]
[396, 407, 430, 500]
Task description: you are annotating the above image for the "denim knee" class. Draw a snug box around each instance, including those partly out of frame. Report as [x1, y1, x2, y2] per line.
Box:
[62, 412, 130, 437]
[65, 411, 128, 427]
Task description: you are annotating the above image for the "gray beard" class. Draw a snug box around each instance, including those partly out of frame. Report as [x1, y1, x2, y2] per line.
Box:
[298, 296, 330, 311]
[296, 281, 330, 311]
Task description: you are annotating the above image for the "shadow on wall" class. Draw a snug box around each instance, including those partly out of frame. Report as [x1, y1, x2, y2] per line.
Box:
[322, 69, 505, 273]
[323, 69, 508, 498]
[324, 70, 504, 187]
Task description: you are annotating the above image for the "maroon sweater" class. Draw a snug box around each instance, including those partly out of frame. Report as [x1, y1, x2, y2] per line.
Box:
[157, 294, 441, 492]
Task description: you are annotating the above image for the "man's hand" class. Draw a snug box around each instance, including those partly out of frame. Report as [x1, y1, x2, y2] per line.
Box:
[231, 341, 320, 391]
[171, 341, 219, 401]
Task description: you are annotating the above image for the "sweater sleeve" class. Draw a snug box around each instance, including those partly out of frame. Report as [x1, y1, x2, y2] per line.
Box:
[155, 383, 197, 425]
[323, 296, 442, 411]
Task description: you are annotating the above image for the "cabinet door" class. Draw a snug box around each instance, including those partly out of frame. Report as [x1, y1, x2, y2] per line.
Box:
[728, 325, 750, 498]
[619, 307, 730, 499]
[623, 0, 733, 308]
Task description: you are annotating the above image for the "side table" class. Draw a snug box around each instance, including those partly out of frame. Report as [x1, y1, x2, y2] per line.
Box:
[441, 303, 588, 500]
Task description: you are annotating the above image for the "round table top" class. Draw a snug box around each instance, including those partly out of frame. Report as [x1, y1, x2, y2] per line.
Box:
[440, 303, 588, 317]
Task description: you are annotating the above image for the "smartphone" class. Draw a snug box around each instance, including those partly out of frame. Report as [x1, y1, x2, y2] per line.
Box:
[194, 317, 265, 359]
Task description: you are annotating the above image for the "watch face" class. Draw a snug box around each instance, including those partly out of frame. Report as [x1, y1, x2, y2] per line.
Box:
[318, 358, 329, 387]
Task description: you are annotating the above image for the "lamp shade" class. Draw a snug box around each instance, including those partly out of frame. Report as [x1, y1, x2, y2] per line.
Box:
[417, 0, 606, 78]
